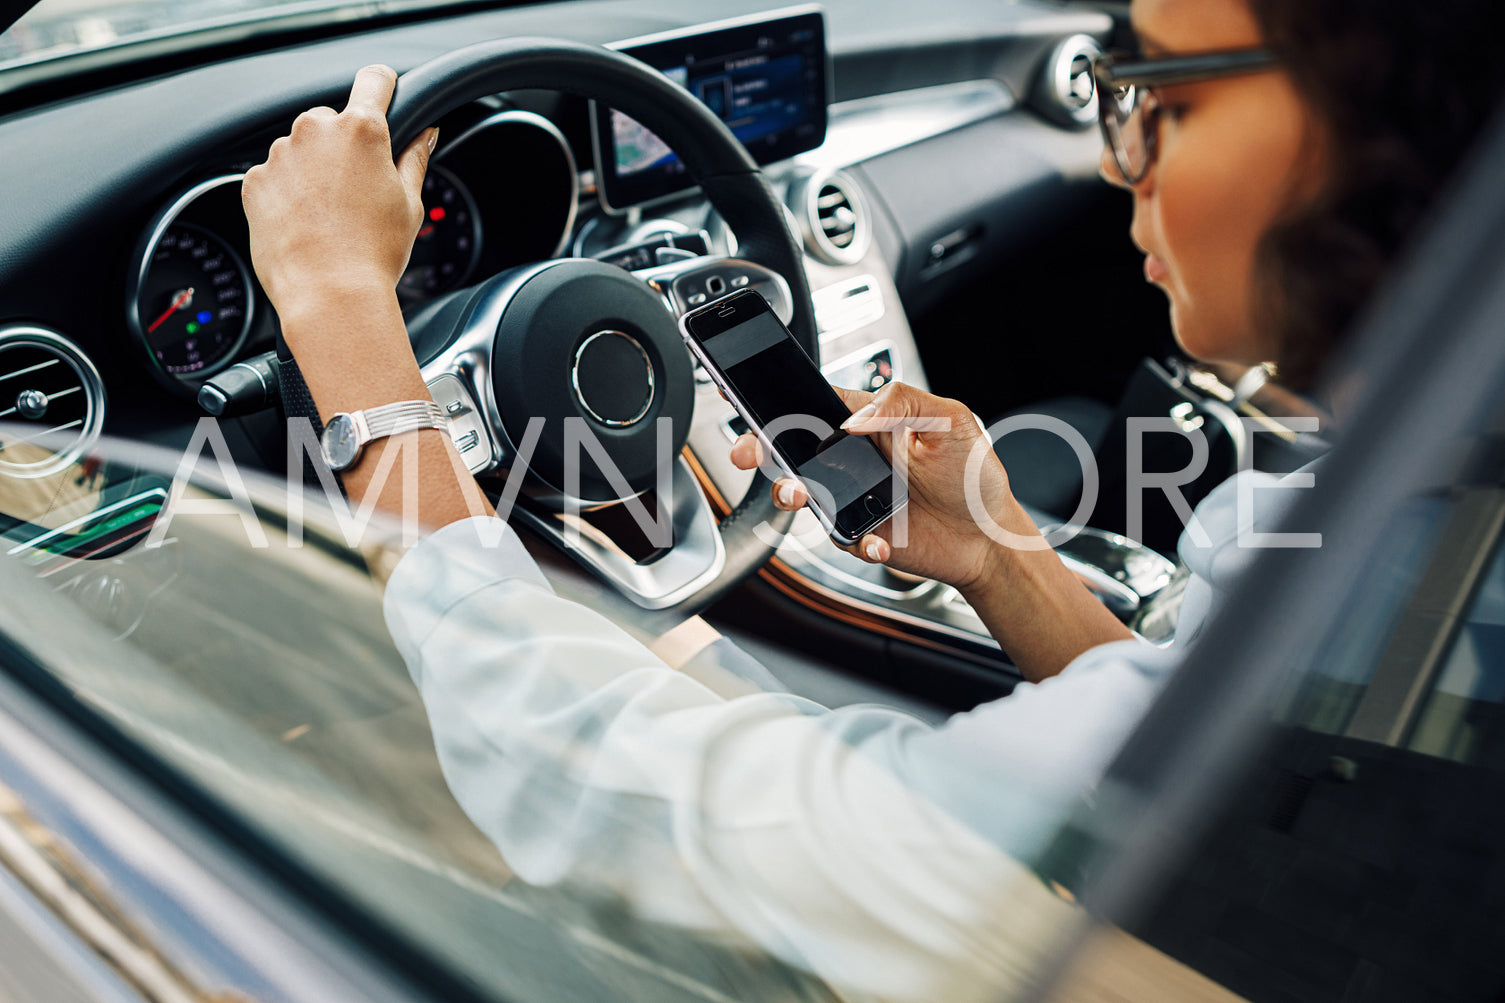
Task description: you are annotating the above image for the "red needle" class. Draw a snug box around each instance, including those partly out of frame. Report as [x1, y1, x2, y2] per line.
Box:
[147, 287, 195, 334]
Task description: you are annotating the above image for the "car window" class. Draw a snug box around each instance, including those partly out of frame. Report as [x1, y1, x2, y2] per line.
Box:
[1, 0, 436, 68]
[0, 440, 1102, 1003]
[1112, 490, 1505, 1003]
[1407, 538, 1505, 766]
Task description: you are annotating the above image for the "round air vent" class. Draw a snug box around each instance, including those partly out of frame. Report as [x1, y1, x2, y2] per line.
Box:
[795, 171, 871, 266]
[1034, 34, 1102, 129]
[0, 325, 106, 479]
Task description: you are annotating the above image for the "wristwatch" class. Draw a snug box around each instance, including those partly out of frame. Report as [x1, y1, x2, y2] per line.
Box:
[319, 400, 450, 472]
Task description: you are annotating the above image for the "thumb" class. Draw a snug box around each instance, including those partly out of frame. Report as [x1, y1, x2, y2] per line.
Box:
[840, 380, 927, 432]
[833, 385, 875, 413]
[841, 381, 971, 440]
[397, 127, 439, 200]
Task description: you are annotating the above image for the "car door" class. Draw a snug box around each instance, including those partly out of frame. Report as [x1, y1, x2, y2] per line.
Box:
[1032, 93, 1505, 1003]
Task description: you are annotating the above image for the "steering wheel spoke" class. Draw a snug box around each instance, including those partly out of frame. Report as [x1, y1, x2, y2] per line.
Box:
[510, 455, 726, 609]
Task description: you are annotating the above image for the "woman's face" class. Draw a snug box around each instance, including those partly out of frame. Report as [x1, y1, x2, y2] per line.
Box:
[1108, 0, 1327, 365]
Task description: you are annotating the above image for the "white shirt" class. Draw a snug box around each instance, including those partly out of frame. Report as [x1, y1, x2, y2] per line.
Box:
[382, 467, 1312, 1002]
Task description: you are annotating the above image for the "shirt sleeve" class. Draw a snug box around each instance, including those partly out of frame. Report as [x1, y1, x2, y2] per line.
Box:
[383, 516, 1181, 1003]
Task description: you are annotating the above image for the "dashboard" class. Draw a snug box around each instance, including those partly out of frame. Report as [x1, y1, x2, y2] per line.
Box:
[0, 0, 1165, 676]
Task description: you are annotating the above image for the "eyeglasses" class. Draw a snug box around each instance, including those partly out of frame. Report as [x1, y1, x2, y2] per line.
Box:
[1093, 48, 1279, 184]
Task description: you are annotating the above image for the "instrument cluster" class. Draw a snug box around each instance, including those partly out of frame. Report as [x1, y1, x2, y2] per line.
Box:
[126, 107, 579, 394]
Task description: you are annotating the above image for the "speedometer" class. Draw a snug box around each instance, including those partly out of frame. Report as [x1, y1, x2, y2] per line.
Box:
[132, 224, 253, 378]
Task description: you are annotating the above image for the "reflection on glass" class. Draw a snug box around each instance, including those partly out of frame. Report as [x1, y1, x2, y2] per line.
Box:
[0, 441, 1097, 1003]
[1408, 540, 1505, 766]
[0, 440, 107, 530]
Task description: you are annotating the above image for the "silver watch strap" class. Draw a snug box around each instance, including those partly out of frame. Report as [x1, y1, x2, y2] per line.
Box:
[360, 399, 449, 439]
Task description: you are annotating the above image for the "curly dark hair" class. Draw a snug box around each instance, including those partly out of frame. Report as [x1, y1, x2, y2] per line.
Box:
[1247, 0, 1505, 389]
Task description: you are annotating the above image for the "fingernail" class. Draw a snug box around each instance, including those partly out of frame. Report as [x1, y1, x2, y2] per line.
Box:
[865, 542, 883, 561]
[426, 127, 440, 153]
[841, 404, 877, 430]
[777, 481, 797, 506]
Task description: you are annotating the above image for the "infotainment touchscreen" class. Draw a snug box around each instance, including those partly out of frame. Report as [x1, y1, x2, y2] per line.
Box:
[592, 8, 828, 213]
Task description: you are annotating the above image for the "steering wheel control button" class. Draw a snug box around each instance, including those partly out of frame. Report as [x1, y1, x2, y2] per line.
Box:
[15, 389, 48, 420]
[426, 373, 493, 474]
[572, 331, 656, 428]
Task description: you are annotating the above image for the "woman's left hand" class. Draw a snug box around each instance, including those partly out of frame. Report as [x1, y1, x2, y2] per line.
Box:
[241, 64, 438, 326]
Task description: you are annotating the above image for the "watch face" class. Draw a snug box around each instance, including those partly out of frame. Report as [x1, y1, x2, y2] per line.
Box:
[321, 413, 362, 471]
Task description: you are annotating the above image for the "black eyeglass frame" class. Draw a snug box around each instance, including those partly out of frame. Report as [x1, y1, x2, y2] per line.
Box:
[1093, 48, 1279, 183]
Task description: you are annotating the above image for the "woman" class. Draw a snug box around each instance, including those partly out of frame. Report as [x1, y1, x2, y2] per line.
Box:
[240, 0, 1502, 999]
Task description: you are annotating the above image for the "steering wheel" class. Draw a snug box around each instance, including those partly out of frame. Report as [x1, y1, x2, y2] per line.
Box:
[373, 38, 818, 613]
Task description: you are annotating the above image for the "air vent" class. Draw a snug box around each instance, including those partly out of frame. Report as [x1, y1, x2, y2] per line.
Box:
[1035, 34, 1103, 129]
[797, 172, 870, 266]
[0, 326, 106, 480]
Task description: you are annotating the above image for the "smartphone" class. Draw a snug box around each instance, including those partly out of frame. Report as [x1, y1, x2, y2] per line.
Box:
[680, 289, 906, 545]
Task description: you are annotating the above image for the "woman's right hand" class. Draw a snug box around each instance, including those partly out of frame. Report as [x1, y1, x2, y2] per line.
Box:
[729, 381, 1043, 591]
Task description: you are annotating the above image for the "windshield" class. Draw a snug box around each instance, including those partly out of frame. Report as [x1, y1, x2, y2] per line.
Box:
[0, 0, 424, 69]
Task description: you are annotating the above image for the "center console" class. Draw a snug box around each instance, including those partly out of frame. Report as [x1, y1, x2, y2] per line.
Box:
[583, 8, 1184, 669]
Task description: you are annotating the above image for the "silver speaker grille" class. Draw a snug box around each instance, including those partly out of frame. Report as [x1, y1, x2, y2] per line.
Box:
[0, 326, 106, 479]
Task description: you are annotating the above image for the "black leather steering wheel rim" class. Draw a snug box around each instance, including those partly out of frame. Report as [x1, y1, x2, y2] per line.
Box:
[386, 37, 814, 612]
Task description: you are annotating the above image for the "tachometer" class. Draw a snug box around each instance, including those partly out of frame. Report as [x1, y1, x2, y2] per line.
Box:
[132, 224, 253, 378]
[398, 164, 482, 301]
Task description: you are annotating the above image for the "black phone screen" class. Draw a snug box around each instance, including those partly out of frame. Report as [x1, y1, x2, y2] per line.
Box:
[689, 297, 896, 526]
